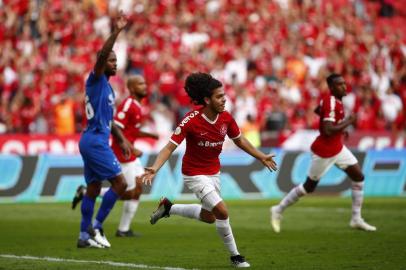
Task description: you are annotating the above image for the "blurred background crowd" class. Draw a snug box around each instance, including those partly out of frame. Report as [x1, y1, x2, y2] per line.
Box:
[0, 0, 405, 145]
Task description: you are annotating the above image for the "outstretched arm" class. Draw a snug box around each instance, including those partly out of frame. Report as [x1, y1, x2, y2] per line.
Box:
[233, 136, 277, 172]
[140, 142, 178, 185]
[94, 11, 128, 78]
[138, 130, 159, 140]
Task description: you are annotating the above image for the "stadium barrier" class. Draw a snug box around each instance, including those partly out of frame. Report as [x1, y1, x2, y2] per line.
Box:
[0, 149, 405, 203]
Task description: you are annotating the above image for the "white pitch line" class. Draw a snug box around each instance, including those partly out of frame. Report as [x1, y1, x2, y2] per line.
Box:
[0, 254, 197, 270]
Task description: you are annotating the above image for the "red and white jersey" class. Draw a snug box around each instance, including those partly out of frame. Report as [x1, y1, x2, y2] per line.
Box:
[111, 97, 143, 163]
[170, 109, 241, 176]
[311, 95, 345, 158]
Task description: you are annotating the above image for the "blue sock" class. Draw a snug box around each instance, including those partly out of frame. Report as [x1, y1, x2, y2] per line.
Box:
[80, 195, 95, 240]
[94, 188, 119, 229]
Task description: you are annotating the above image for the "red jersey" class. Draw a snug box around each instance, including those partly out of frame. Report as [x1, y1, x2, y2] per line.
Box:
[112, 97, 143, 163]
[311, 95, 345, 158]
[170, 109, 241, 176]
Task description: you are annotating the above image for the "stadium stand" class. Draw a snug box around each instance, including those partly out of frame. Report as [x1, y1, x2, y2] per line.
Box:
[0, 0, 405, 139]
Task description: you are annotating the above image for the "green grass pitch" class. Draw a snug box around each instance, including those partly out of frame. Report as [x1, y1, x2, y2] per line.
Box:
[0, 197, 405, 270]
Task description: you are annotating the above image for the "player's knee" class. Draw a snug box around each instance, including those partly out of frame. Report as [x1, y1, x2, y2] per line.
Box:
[134, 185, 142, 196]
[303, 178, 319, 193]
[212, 206, 228, 220]
[114, 181, 127, 195]
[121, 182, 128, 193]
[203, 214, 216, 224]
[352, 173, 364, 182]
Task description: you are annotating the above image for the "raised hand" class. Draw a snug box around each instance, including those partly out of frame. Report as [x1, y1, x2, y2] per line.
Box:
[261, 154, 278, 172]
[140, 167, 156, 186]
[115, 10, 128, 31]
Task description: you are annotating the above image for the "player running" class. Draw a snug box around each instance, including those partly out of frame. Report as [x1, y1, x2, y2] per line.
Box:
[270, 73, 376, 233]
[140, 72, 277, 268]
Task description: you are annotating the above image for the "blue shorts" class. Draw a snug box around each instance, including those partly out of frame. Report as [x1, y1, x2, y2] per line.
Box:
[79, 131, 122, 184]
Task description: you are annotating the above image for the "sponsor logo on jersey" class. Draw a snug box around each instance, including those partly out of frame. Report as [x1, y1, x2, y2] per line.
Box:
[117, 112, 125, 119]
[197, 140, 224, 147]
[179, 111, 199, 127]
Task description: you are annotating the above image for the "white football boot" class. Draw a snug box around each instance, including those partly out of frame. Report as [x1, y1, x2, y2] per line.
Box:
[77, 238, 104, 248]
[92, 228, 111, 247]
[350, 218, 377, 231]
[270, 206, 282, 233]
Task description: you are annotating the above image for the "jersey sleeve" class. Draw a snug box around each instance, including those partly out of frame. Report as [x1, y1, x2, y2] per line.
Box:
[322, 96, 336, 122]
[170, 123, 187, 146]
[169, 111, 198, 146]
[227, 114, 241, 139]
[114, 98, 133, 129]
[86, 71, 102, 85]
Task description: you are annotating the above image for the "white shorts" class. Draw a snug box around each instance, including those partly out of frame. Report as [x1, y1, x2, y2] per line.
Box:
[121, 159, 145, 190]
[183, 173, 223, 211]
[308, 146, 358, 181]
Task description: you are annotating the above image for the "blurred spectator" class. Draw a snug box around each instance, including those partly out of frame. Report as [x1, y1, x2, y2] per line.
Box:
[380, 85, 403, 128]
[54, 95, 75, 135]
[0, 0, 405, 138]
[241, 114, 261, 148]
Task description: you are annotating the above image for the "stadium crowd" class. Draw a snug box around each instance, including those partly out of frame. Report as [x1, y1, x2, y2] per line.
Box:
[0, 0, 405, 141]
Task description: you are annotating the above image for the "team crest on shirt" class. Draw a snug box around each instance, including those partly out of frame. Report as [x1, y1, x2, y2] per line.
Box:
[174, 126, 181, 135]
[220, 124, 227, 136]
[117, 112, 125, 119]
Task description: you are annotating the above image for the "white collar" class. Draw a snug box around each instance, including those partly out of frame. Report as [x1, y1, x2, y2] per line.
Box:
[202, 112, 219, 124]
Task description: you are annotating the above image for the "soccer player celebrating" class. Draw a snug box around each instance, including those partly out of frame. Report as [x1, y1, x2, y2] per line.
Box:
[72, 75, 159, 237]
[77, 11, 134, 248]
[140, 72, 277, 268]
[270, 73, 376, 233]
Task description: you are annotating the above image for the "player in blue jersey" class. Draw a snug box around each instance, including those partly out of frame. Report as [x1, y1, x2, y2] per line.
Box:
[77, 11, 134, 248]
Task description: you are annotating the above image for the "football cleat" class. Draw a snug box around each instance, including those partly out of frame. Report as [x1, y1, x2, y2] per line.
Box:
[72, 185, 86, 210]
[77, 238, 104, 249]
[150, 197, 173, 225]
[88, 227, 111, 248]
[115, 229, 142, 237]
[350, 218, 377, 231]
[230, 255, 250, 268]
[270, 206, 282, 233]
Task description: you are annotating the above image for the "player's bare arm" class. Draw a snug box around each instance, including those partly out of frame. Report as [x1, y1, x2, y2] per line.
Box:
[233, 136, 277, 171]
[322, 114, 356, 137]
[111, 123, 134, 159]
[138, 130, 159, 140]
[141, 142, 177, 185]
[94, 11, 128, 78]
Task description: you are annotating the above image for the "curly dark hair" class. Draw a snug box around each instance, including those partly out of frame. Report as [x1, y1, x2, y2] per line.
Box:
[184, 72, 222, 106]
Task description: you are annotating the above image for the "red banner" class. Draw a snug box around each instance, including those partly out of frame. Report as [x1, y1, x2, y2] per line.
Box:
[281, 130, 405, 150]
[0, 131, 404, 154]
[0, 134, 161, 155]
[0, 134, 81, 155]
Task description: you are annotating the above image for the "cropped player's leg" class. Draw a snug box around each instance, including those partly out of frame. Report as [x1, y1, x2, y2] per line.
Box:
[271, 153, 333, 233]
[116, 178, 142, 237]
[94, 174, 127, 229]
[335, 147, 376, 231]
[211, 199, 250, 268]
[344, 163, 376, 231]
[150, 198, 202, 224]
[92, 174, 127, 247]
[77, 181, 103, 248]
